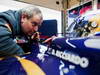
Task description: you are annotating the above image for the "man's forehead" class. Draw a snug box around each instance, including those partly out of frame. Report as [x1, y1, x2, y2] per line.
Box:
[31, 15, 42, 21]
[31, 15, 43, 24]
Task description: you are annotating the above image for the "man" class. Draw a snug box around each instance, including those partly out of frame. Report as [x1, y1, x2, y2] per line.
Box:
[0, 6, 43, 57]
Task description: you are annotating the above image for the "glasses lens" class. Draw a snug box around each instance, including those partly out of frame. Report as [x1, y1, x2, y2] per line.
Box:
[31, 22, 41, 26]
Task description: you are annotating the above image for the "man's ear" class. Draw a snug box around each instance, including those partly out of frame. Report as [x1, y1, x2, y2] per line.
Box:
[21, 13, 28, 22]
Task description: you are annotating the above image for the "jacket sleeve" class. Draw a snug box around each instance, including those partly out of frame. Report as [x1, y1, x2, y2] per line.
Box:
[0, 25, 24, 57]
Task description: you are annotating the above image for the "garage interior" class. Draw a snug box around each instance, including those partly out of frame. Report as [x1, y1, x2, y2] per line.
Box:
[0, 0, 100, 75]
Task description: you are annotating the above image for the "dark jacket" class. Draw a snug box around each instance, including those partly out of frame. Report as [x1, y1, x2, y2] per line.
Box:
[0, 10, 24, 57]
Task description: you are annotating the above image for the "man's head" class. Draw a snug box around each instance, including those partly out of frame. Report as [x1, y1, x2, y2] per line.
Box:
[20, 6, 43, 36]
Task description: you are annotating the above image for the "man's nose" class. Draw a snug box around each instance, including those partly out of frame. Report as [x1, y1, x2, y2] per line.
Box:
[34, 26, 38, 31]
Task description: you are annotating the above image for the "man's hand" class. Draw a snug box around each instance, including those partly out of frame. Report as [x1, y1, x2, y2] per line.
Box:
[31, 32, 40, 42]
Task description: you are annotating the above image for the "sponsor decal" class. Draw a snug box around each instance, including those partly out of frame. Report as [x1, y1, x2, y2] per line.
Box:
[48, 48, 89, 68]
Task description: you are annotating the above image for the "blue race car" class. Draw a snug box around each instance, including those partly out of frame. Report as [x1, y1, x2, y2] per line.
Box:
[0, 12, 100, 75]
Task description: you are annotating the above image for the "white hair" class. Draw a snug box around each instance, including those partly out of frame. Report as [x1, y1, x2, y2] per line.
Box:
[20, 6, 43, 20]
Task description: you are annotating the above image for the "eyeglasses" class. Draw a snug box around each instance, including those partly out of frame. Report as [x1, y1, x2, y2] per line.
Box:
[31, 22, 41, 27]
